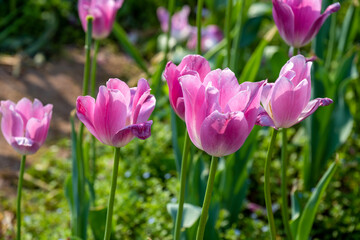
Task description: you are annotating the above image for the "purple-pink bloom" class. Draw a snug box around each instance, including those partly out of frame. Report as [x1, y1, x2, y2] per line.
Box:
[78, 0, 124, 39]
[272, 0, 340, 48]
[187, 25, 224, 52]
[157, 5, 192, 41]
[180, 68, 265, 157]
[0, 98, 52, 155]
[77, 78, 155, 147]
[256, 55, 333, 129]
[164, 55, 211, 120]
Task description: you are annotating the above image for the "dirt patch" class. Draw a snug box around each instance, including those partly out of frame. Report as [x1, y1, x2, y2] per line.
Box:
[0, 46, 144, 179]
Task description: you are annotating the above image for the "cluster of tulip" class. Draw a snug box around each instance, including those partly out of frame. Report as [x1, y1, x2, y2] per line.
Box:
[0, 0, 341, 239]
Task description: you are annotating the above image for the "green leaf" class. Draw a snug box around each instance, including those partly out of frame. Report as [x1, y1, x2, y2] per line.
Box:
[167, 203, 202, 228]
[238, 26, 277, 83]
[112, 22, 149, 76]
[296, 161, 338, 240]
[89, 207, 108, 240]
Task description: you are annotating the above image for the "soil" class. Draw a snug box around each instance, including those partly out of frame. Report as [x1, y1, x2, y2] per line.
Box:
[0, 46, 144, 190]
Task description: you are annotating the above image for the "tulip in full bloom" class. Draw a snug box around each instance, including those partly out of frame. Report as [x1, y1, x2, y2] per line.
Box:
[180, 68, 265, 157]
[77, 78, 155, 147]
[256, 55, 333, 129]
[78, 0, 124, 39]
[0, 98, 53, 155]
[272, 0, 340, 48]
[164, 55, 211, 120]
[157, 5, 192, 42]
[187, 25, 224, 52]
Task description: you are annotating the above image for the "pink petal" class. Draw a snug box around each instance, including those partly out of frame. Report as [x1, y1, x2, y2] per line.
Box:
[240, 80, 266, 131]
[204, 83, 221, 115]
[111, 121, 153, 147]
[178, 55, 211, 81]
[297, 97, 333, 123]
[106, 78, 131, 107]
[203, 68, 240, 111]
[272, 0, 295, 46]
[270, 76, 296, 128]
[225, 90, 250, 113]
[157, 7, 169, 32]
[256, 107, 276, 128]
[301, 2, 340, 46]
[131, 78, 151, 123]
[76, 96, 99, 140]
[180, 74, 206, 149]
[200, 111, 249, 157]
[11, 137, 39, 155]
[164, 62, 185, 120]
[1, 100, 24, 145]
[135, 95, 156, 124]
[25, 117, 48, 148]
[14, 98, 34, 123]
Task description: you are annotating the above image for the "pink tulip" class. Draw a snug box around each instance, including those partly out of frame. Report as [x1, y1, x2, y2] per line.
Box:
[272, 0, 340, 48]
[187, 25, 224, 52]
[256, 55, 333, 129]
[164, 55, 211, 120]
[157, 5, 192, 41]
[0, 98, 52, 155]
[78, 0, 124, 39]
[180, 68, 265, 157]
[77, 78, 155, 147]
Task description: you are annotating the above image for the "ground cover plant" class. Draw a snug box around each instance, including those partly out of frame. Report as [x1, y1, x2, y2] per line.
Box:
[0, 0, 359, 239]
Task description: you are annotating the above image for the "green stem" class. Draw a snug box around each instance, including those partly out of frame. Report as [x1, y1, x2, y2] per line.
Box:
[174, 131, 191, 240]
[90, 40, 100, 97]
[281, 128, 293, 240]
[230, 0, 244, 71]
[16, 155, 26, 240]
[225, 0, 232, 65]
[264, 128, 278, 240]
[196, 156, 218, 240]
[103, 147, 121, 240]
[82, 16, 93, 96]
[196, 0, 204, 54]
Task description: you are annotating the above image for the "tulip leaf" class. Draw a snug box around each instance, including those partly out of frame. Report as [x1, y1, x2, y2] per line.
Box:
[337, 5, 355, 57]
[167, 203, 202, 229]
[89, 207, 108, 240]
[238, 25, 277, 83]
[112, 22, 149, 76]
[295, 161, 338, 240]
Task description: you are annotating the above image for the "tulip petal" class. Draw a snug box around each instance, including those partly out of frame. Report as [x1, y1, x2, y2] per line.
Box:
[297, 97, 333, 123]
[270, 76, 296, 128]
[272, 0, 295, 46]
[131, 78, 151, 123]
[240, 80, 266, 131]
[178, 55, 211, 81]
[157, 7, 169, 32]
[136, 95, 156, 124]
[180, 74, 206, 149]
[226, 90, 250, 113]
[301, 2, 340, 46]
[203, 68, 240, 111]
[200, 111, 249, 157]
[77, 96, 100, 140]
[11, 137, 39, 155]
[112, 120, 153, 147]
[26, 117, 48, 147]
[93, 86, 127, 145]
[1, 101, 24, 144]
[256, 107, 276, 128]
[106, 78, 131, 107]
[164, 62, 185, 119]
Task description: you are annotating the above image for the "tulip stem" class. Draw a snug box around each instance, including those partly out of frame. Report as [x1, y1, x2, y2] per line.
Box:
[225, 0, 232, 65]
[90, 39, 100, 97]
[264, 128, 278, 240]
[82, 16, 93, 96]
[196, 0, 204, 54]
[196, 156, 218, 240]
[16, 155, 26, 240]
[281, 128, 293, 240]
[104, 147, 121, 240]
[174, 131, 191, 240]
